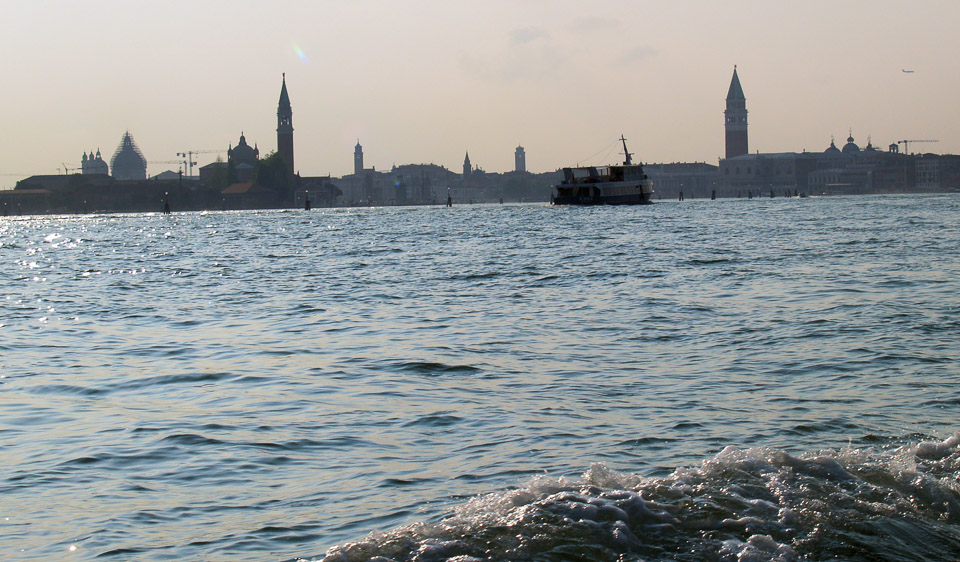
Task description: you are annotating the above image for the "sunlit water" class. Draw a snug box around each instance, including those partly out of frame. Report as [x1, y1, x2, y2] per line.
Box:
[2, 195, 959, 560]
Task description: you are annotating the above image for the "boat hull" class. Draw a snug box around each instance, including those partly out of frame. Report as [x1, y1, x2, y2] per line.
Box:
[552, 193, 653, 205]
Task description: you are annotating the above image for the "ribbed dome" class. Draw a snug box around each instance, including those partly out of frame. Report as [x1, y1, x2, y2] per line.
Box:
[824, 139, 841, 155]
[842, 134, 860, 154]
[110, 132, 146, 180]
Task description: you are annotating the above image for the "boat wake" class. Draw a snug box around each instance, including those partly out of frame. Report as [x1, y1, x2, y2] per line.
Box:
[322, 433, 960, 561]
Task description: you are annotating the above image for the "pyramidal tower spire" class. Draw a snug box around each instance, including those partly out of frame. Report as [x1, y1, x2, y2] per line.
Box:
[277, 73, 294, 175]
[724, 65, 748, 159]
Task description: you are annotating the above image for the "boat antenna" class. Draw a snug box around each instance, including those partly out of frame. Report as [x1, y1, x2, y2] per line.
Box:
[620, 135, 633, 165]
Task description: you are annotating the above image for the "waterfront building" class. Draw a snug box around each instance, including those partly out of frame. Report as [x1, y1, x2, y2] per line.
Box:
[515, 145, 526, 173]
[110, 132, 147, 181]
[277, 74, 295, 176]
[81, 149, 108, 175]
[644, 162, 719, 199]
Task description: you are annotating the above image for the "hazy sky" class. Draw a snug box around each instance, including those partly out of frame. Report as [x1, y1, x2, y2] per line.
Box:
[1, 1, 958, 188]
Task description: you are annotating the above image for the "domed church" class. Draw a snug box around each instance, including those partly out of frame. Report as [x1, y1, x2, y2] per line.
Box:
[110, 132, 147, 181]
[841, 132, 860, 154]
[82, 149, 109, 175]
[227, 132, 259, 165]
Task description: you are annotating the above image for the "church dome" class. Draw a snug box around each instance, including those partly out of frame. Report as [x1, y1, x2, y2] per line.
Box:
[228, 132, 259, 165]
[842, 134, 860, 154]
[824, 139, 842, 155]
[110, 132, 147, 180]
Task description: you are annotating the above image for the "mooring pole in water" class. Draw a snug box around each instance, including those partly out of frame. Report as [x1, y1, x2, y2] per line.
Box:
[748, 191, 753, 199]
[163, 191, 171, 214]
[305, 198, 311, 211]
[770, 190, 774, 198]
[711, 190, 716, 201]
[446, 188, 452, 207]
[678, 191, 684, 201]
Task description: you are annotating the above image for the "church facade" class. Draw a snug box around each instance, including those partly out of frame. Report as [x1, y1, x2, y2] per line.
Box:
[81, 149, 108, 175]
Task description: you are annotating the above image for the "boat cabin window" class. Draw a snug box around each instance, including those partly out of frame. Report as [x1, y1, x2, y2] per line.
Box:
[563, 167, 600, 183]
[622, 165, 648, 181]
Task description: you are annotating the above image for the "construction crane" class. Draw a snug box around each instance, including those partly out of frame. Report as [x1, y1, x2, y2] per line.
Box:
[897, 139, 938, 154]
[148, 160, 186, 177]
[60, 163, 80, 175]
[177, 149, 225, 177]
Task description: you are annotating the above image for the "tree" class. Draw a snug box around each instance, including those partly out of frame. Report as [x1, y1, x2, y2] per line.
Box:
[254, 151, 290, 193]
[227, 159, 238, 185]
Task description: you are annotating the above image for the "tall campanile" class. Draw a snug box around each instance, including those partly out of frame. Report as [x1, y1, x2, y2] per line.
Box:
[724, 66, 748, 159]
[277, 73, 295, 175]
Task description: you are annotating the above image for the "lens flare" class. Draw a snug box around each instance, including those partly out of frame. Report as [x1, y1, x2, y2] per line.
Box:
[294, 45, 309, 64]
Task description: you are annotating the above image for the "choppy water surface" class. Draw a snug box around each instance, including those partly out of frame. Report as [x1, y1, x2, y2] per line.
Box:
[2, 195, 960, 560]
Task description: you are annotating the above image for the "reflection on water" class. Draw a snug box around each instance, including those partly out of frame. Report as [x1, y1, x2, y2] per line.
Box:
[2, 195, 960, 559]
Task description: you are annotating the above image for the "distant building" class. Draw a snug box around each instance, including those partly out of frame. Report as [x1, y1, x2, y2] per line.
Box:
[294, 176, 343, 208]
[718, 132, 933, 196]
[515, 145, 526, 173]
[719, 151, 815, 195]
[354, 141, 364, 175]
[110, 132, 147, 181]
[81, 149, 108, 175]
[198, 161, 226, 184]
[227, 132, 259, 166]
[463, 152, 471, 177]
[277, 73, 294, 176]
[645, 162, 719, 199]
[725, 66, 748, 159]
[149, 170, 181, 181]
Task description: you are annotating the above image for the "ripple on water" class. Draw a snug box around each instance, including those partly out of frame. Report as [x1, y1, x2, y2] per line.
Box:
[2, 197, 960, 559]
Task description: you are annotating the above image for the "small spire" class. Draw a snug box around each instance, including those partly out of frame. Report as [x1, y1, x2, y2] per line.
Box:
[278, 73, 292, 110]
[726, 66, 745, 100]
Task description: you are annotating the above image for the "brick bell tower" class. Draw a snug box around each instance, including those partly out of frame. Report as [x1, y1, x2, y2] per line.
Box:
[277, 73, 294, 175]
[725, 66, 748, 159]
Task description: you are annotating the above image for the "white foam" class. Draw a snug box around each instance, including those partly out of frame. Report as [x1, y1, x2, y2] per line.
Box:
[325, 434, 960, 561]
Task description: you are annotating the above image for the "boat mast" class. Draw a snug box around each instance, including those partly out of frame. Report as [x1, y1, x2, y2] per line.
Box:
[620, 135, 633, 165]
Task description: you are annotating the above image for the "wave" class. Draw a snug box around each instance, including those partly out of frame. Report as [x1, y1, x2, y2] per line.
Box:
[322, 434, 960, 561]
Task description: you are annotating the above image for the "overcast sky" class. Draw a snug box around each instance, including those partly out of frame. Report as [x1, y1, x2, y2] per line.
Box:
[1, 0, 957, 187]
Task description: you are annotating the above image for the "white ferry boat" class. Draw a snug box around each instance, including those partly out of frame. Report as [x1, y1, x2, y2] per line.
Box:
[552, 136, 654, 205]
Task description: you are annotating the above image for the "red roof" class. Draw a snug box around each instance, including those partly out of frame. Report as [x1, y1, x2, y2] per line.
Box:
[221, 182, 260, 194]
